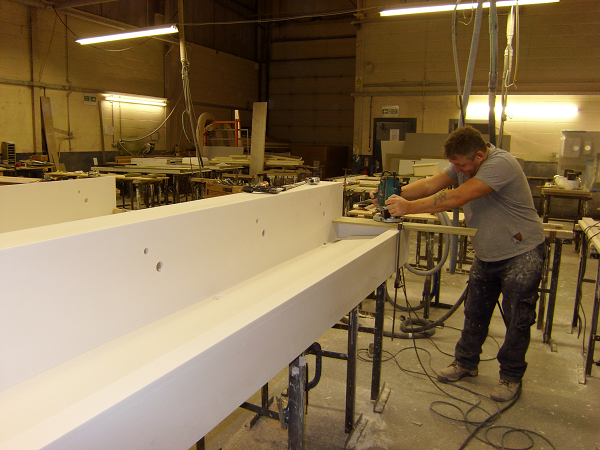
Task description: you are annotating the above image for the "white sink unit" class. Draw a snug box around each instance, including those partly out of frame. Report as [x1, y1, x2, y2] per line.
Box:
[0, 182, 406, 450]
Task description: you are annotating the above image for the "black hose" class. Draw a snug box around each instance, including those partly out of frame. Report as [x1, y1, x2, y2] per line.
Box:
[400, 284, 469, 334]
[382, 327, 435, 339]
[305, 342, 322, 391]
[386, 289, 424, 312]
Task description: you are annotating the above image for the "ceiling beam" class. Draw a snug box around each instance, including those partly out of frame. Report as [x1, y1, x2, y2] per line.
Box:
[54, 0, 117, 10]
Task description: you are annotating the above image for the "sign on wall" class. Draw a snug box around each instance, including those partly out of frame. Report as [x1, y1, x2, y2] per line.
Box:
[83, 93, 98, 105]
[381, 105, 399, 117]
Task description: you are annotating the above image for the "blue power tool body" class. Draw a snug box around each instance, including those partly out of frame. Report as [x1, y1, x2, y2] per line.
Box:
[375, 173, 407, 222]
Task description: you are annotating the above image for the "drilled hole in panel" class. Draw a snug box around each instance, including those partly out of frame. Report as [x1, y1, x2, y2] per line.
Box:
[84, 198, 89, 203]
[262, 229, 267, 237]
[144, 248, 149, 255]
[256, 218, 259, 224]
[156, 261, 163, 272]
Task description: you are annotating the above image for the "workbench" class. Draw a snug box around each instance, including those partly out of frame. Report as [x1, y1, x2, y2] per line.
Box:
[540, 187, 592, 250]
[48, 171, 169, 210]
[334, 216, 572, 350]
[0, 176, 41, 185]
[92, 165, 207, 204]
[571, 217, 600, 381]
[0, 164, 55, 177]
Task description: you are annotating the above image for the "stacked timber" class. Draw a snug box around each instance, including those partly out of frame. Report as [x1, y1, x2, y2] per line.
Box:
[208, 153, 305, 168]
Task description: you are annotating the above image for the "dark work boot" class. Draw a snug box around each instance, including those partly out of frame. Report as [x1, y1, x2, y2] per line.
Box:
[437, 361, 478, 382]
[490, 378, 521, 402]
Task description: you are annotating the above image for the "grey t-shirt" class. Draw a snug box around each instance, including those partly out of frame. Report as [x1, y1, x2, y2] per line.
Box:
[443, 145, 544, 262]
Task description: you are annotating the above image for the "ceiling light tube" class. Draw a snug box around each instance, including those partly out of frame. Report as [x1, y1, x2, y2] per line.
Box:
[380, 0, 559, 17]
[466, 103, 578, 120]
[104, 95, 167, 106]
[76, 25, 178, 45]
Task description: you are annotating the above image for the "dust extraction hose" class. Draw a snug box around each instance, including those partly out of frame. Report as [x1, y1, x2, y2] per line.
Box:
[403, 211, 452, 277]
[400, 284, 468, 334]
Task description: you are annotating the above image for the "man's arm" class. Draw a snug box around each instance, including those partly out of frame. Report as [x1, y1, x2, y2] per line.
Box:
[385, 177, 493, 216]
[370, 171, 454, 206]
[401, 171, 455, 200]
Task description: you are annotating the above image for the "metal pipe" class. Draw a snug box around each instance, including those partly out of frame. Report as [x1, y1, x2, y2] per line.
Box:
[488, 0, 498, 146]
[345, 307, 358, 433]
[288, 355, 306, 450]
[370, 283, 385, 401]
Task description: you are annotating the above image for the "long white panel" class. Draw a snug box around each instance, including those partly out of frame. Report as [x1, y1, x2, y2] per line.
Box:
[0, 183, 341, 391]
[0, 177, 117, 233]
[0, 182, 407, 450]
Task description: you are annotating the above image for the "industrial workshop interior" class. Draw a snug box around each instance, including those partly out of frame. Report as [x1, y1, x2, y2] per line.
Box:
[2, 0, 600, 449]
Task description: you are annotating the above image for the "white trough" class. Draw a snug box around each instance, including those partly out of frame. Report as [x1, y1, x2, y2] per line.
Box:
[0, 182, 406, 450]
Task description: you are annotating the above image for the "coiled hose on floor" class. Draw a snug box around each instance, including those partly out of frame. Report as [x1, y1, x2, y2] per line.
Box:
[400, 284, 468, 334]
[387, 211, 451, 312]
[387, 212, 469, 334]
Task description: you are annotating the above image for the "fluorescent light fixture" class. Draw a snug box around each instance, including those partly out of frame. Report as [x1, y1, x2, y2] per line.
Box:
[380, 0, 559, 17]
[76, 24, 178, 45]
[466, 103, 578, 120]
[104, 94, 167, 106]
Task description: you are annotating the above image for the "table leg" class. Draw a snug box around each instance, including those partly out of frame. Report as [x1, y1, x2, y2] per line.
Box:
[288, 354, 306, 450]
[541, 195, 549, 223]
[543, 238, 563, 345]
[345, 306, 358, 433]
[585, 258, 600, 376]
[571, 237, 588, 332]
[371, 283, 385, 401]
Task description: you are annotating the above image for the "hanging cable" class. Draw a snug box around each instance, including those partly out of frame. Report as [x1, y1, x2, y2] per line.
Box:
[449, 0, 484, 275]
[499, 5, 517, 147]
[117, 92, 183, 143]
[488, 0, 498, 146]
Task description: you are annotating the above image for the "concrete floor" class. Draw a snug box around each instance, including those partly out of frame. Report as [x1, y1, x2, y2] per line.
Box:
[198, 235, 600, 450]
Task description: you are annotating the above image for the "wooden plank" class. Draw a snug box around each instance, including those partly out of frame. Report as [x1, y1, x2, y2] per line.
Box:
[40, 97, 60, 169]
[0, 177, 40, 185]
[333, 216, 478, 237]
[249, 102, 267, 178]
[580, 218, 600, 252]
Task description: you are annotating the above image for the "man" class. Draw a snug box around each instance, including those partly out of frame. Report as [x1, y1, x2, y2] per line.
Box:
[383, 125, 544, 402]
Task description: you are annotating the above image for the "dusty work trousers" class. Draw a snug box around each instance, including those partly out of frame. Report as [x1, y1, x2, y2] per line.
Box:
[455, 242, 545, 382]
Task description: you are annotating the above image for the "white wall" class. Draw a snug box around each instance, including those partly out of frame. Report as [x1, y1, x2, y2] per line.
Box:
[353, 0, 600, 163]
[0, 0, 259, 166]
[0, 1, 165, 157]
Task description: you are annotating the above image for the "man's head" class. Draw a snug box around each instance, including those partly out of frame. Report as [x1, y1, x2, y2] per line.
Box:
[444, 125, 489, 177]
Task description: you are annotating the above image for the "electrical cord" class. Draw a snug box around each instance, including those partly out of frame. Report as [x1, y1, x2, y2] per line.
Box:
[426, 325, 501, 362]
[118, 92, 183, 143]
[357, 284, 555, 449]
[399, 284, 468, 334]
[406, 298, 556, 450]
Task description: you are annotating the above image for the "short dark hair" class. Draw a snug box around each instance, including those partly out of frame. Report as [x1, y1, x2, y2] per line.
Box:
[444, 125, 487, 160]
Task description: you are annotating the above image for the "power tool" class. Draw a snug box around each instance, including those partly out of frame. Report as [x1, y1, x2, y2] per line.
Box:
[373, 173, 407, 223]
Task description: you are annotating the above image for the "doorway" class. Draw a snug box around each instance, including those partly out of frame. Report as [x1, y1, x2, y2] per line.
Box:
[372, 118, 417, 174]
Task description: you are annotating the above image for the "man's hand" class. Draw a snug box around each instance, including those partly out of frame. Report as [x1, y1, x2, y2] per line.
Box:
[369, 189, 379, 207]
[384, 194, 409, 217]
